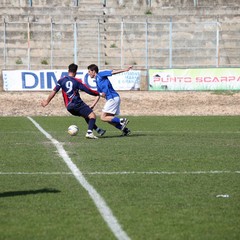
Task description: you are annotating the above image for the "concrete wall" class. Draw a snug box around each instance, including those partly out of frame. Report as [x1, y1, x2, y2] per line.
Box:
[0, 0, 240, 73]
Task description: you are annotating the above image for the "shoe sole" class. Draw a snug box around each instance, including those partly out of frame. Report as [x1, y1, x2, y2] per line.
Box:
[85, 135, 98, 139]
[123, 132, 131, 136]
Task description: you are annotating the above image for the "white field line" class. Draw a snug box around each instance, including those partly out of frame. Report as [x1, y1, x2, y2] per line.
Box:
[1, 170, 240, 175]
[85, 170, 240, 175]
[27, 117, 130, 240]
[0, 172, 73, 175]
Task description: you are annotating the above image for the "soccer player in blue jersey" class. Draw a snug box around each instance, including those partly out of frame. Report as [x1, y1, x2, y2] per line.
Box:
[41, 63, 105, 139]
[87, 64, 132, 136]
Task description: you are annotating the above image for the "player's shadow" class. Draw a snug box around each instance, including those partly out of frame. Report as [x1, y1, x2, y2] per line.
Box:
[0, 188, 61, 198]
[100, 132, 147, 139]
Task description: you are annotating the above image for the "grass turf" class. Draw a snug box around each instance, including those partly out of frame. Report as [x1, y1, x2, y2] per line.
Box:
[0, 116, 240, 239]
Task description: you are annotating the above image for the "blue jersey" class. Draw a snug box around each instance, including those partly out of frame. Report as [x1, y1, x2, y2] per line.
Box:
[54, 76, 99, 107]
[96, 70, 119, 100]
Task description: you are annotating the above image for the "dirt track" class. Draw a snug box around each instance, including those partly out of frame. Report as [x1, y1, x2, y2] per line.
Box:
[1, 91, 240, 116]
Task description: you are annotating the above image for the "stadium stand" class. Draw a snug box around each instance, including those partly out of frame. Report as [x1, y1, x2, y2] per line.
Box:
[0, 0, 240, 71]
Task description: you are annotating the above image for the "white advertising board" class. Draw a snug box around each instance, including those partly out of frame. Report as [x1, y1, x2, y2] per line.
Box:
[2, 69, 141, 91]
[149, 68, 240, 90]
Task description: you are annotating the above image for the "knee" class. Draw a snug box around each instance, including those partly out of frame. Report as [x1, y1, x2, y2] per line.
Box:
[88, 112, 96, 119]
[100, 115, 107, 121]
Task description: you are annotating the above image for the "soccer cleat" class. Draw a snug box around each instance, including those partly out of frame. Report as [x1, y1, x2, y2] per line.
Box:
[85, 132, 98, 139]
[120, 118, 129, 130]
[97, 129, 106, 136]
[122, 128, 131, 136]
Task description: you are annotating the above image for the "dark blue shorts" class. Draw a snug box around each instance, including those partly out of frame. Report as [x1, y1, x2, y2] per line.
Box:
[67, 101, 92, 118]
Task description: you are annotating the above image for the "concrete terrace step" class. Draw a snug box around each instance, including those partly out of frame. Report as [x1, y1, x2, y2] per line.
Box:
[0, 0, 103, 7]
[1, 0, 240, 71]
[1, 15, 105, 24]
[0, 7, 104, 21]
[105, 0, 240, 8]
[104, 5, 240, 17]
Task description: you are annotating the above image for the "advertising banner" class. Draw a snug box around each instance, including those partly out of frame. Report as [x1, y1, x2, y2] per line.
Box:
[2, 69, 141, 91]
[149, 68, 240, 91]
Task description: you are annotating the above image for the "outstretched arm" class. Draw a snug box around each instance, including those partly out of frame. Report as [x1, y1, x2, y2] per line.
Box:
[90, 96, 100, 109]
[89, 93, 106, 109]
[41, 90, 57, 107]
[112, 66, 132, 75]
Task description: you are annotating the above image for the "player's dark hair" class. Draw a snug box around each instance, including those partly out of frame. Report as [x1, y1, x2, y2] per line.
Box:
[87, 64, 99, 73]
[68, 63, 78, 73]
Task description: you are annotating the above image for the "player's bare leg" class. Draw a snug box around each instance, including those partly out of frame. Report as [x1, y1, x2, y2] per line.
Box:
[101, 112, 130, 133]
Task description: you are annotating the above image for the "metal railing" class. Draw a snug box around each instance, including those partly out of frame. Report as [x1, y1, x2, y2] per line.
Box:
[1, 18, 239, 70]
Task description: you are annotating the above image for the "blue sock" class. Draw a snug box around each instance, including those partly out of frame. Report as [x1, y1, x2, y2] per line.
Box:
[115, 123, 122, 130]
[85, 118, 97, 130]
[88, 118, 96, 132]
[111, 117, 120, 124]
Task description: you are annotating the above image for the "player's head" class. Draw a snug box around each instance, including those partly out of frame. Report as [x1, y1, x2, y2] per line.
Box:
[68, 63, 78, 73]
[87, 64, 99, 73]
[87, 64, 99, 78]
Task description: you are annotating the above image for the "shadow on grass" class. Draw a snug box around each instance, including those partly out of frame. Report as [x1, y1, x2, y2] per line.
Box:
[100, 133, 148, 139]
[0, 188, 61, 198]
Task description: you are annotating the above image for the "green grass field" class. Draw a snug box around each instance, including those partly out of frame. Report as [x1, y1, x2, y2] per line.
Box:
[1, 116, 240, 240]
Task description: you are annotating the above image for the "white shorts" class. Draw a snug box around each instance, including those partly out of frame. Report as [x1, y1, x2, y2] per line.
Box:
[102, 96, 120, 115]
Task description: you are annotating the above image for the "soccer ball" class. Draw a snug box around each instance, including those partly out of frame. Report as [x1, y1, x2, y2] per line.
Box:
[68, 125, 79, 136]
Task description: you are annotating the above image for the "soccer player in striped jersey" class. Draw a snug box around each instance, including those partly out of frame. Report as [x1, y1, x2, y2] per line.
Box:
[41, 63, 105, 139]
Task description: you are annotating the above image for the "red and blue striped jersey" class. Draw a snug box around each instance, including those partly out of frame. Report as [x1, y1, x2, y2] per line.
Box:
[54, 76, 99, 107]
